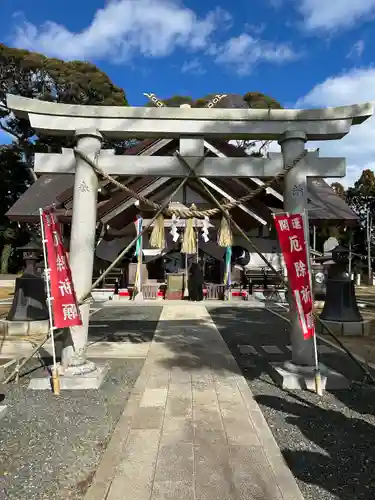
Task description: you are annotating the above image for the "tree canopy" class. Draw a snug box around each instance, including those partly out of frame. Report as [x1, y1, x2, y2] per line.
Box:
[145, 92, 283, 109]
[346, 169, 375, 221]
[0, 44, 129, 271]
[243, 92, 283, 109]
[326, 172, 375, 270]
[330, 182, 346, 199]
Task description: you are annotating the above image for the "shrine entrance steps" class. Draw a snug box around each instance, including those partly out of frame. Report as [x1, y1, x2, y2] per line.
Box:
[84, 304, 304, 500]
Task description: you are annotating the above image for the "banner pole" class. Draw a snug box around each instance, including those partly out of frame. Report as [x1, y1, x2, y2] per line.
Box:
[133, 216, 143, 300]
[39, 208, 60, 395]
[184, 219, 189, 298]
[303, 209, 322, 396]
[228, 248, 231, 302]
[138, 222, 143, 297]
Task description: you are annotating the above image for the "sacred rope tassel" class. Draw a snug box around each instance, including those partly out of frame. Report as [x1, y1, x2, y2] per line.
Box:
[150, 213, 165, 248]
[181, 204, 197, 254]
[218, 212, 233, 247]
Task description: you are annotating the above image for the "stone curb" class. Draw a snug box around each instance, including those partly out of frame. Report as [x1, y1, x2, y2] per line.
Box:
[316, 319, 371, 337]
[235, 376, 305, 500]
[0, 319, 49, 337]
[83, 358, 153, 500]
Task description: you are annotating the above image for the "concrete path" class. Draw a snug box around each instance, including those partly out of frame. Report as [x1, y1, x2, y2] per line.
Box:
[84, 305, 304, 500]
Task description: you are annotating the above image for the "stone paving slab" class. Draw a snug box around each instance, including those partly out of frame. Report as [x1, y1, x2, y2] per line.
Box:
[84, 305, 305, 500]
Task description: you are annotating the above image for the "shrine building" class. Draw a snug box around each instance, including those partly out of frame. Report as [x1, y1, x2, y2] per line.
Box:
[7, 135, 358, 300]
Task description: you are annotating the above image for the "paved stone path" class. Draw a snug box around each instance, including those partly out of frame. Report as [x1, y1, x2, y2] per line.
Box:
[84, 305, 304, 500]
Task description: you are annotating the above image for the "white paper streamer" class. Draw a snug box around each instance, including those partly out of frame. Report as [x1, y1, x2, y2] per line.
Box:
[170, 214, 180, 242]
[201, 216, 210, 243]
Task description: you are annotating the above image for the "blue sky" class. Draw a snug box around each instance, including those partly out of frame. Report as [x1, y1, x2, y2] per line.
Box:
[1, 0, 375, 187]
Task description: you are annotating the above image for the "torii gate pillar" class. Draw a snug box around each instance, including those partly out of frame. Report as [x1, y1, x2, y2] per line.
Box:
[279, 131, 315, 367]
[276, 130, 348, 389]
[60, 129, 102, 373]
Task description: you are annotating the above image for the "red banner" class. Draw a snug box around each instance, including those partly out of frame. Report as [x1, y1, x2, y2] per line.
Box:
[273, 213, 314, 340]
[41, 208, 82, 328]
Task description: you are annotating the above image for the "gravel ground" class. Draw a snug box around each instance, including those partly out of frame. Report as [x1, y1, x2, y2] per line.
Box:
[0, 305, 162, 500]
[0, 358, 144, 500]
[210, 306, 375, 500]
[3, 303, 375, 500]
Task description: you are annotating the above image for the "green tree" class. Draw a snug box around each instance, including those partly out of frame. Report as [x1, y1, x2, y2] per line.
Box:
[331, 181, 346, 199]
[0, 145, 30, 272]
[0, 43, 128, 178]
[346, 169, 375, 215]
[346, 169, 375, 277]
[243, 92, 283, 109]
[0, 44, 130, 271]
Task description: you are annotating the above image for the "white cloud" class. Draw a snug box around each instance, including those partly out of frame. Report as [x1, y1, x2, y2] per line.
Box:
[12, 0, 231, 61]
[212, 34, 298, 76]
[237, 67, 375, 188]
[297, 0, 375, 31]
[11, 0, 297, 75]
[347, 40, 365, 59]
[181, 58, 205, 75]
[296, 67, 375, 188]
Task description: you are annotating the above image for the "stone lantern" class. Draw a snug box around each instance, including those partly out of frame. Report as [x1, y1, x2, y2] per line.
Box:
[19, 240, 42, 276]
[7, 239, 49, 321]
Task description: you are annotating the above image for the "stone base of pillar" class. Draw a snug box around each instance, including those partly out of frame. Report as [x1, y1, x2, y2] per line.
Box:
[270, 361, 348, 390]
[0, 319, 49, 337]
[0, 405, 8, 420]
[27, 362, 109, 390]
[317, 319, 371, 337]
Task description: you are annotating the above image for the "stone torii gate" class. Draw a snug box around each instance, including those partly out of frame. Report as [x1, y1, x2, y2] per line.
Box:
[7, 94, 373, 389]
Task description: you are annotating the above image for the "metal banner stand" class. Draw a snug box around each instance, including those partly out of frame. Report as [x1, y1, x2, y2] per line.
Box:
[303, 209, 322, 396]
[39, 208, 60, 395]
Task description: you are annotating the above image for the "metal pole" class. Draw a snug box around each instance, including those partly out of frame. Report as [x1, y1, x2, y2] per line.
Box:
[184, 220, 189, 298]
[313, 225, 316, 251]
[303, 210, 322, 396]
[367, 209, 372, 285]
[348, 230, 352, 278]
[39, 208, 60, 394]
[134, 216, 143, 301]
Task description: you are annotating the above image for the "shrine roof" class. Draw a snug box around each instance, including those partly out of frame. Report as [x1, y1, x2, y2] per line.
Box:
[6, 174, 74, 221]
[306, 178, 358, 225]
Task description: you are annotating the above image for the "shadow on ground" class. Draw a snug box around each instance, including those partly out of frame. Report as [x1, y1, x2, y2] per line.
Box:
[256, 392, 375, 500]
[87, 306, 162, 344]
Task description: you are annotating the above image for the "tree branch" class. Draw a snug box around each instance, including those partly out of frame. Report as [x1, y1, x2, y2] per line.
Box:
[0, 123, 38, 182]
